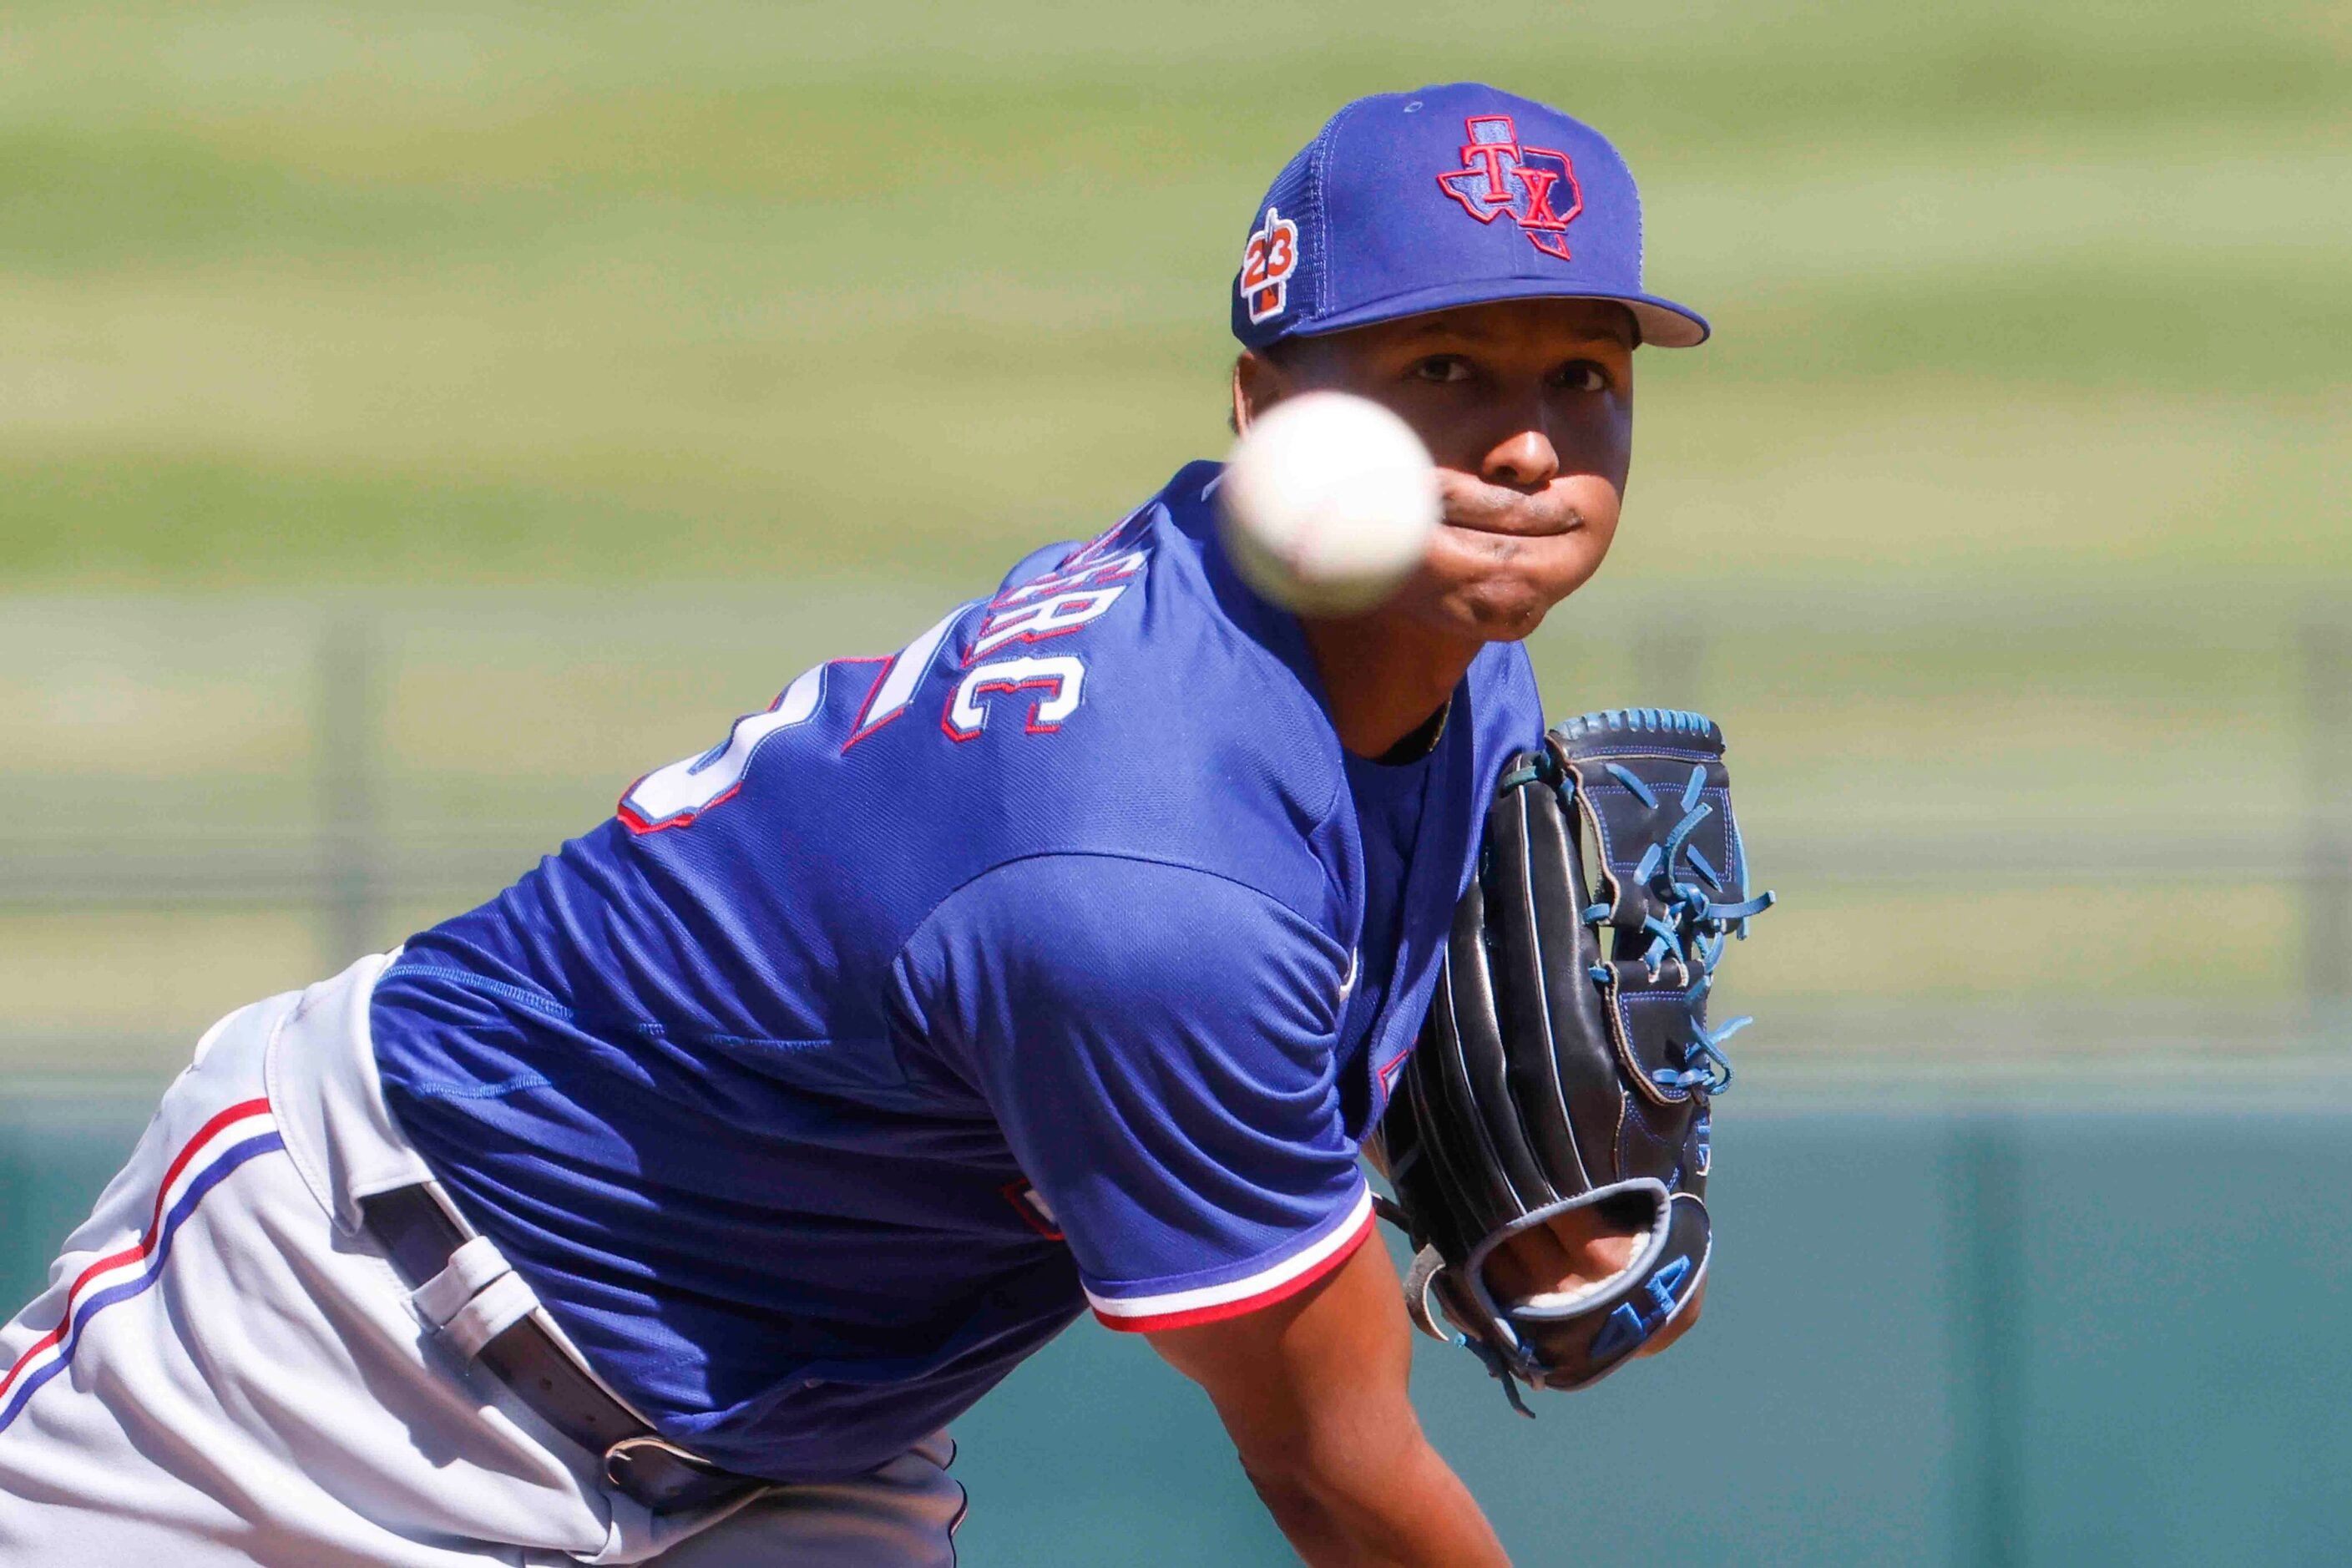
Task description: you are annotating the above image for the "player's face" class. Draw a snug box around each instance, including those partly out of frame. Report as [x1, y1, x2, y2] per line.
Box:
[1238, 298, 1636, 644]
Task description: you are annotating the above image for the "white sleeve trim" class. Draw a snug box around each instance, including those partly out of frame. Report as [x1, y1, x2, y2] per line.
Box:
[1083, 1186, 1374, 1326]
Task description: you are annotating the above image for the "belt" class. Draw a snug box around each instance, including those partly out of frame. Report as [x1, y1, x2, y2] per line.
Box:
[360, 1184, 767, 1515]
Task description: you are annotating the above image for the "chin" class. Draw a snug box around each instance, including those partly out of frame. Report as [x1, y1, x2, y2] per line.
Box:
[1413, 577, 1564, 644]
[1411, 533, 1612, 644]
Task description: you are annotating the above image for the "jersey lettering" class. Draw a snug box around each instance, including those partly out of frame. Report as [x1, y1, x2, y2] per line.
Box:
[969, 586, 1129, 660]
[843, 601, 977, 747]
[989, 550, 1146, 609]
[630, 527, 1145, 817]
[1057, 503, 1160, 571]
[943, 656, 1085, 741]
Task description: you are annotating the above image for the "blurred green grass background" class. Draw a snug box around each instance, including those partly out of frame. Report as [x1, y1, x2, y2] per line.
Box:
[2, 0, 2347, 1071]
[3, 0, 2344, 591]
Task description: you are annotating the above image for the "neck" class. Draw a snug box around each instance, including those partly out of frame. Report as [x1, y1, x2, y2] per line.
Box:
[1299, 609, 1482, 759]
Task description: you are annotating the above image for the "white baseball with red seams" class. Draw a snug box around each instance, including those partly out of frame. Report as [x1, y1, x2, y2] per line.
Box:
[1217, 391, 1441, 616]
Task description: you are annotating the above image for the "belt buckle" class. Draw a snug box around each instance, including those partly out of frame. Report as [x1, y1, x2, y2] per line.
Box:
[604, 1434, 761, 1513]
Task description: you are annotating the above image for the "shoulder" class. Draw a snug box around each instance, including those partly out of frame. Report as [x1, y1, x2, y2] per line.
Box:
[898, 852, 1352, 1055]
[908, 463, 1354, 927]
[965, 461, 1327, 742]
[922, 852, 1346, 984]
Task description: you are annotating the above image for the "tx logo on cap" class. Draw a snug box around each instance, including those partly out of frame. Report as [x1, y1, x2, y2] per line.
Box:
[1436, 115, 1582, 260]
[1239, 205, 1299, 324]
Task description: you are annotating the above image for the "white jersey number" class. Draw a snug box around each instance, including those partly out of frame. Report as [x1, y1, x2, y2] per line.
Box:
[618, 602, 971, 833]
[618, 665, 825, 832]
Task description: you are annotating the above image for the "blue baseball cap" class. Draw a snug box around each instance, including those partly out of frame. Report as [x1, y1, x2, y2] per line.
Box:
[1231, 83, 1708, 351]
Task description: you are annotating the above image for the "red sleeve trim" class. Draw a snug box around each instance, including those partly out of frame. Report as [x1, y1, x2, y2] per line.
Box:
[1087, 1196, 1377, 1334]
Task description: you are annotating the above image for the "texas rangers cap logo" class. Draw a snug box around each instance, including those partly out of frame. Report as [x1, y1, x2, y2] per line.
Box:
[1239, 205, 1299, 324]
[1436, 115, 1582, 260]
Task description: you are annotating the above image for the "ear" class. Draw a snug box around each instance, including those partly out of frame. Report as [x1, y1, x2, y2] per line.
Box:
[1229, 350, 1289, 438]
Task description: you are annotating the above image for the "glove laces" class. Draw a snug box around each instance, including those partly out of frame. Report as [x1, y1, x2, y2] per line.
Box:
[1575, 760, 1775, 1096]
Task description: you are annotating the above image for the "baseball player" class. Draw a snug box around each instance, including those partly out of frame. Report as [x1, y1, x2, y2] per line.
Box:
[0, 83, 1715, 1565]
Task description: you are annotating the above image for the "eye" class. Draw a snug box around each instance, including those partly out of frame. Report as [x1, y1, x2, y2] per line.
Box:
[1549, 360, 1611, 393]
[1407, 354, 1474, 384]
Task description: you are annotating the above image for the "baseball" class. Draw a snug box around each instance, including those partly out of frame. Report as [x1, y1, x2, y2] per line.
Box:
[1219, 390, 1441, 616]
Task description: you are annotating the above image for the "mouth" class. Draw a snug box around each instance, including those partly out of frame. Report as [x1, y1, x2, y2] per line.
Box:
[1439, 510, 1583, 542]
[1434, 478, 1586, 541]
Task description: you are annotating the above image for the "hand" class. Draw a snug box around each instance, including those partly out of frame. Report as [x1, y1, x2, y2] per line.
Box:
[1479, 1205, 1705, 1360]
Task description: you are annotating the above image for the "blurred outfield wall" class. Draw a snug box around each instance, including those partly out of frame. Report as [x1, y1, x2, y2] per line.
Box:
[3, 0, 2347, 1563]
[9, 1094, 2351, 1565]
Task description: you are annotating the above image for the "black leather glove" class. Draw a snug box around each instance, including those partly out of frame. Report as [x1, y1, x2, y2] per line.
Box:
[1375, 708, 1774, 1409]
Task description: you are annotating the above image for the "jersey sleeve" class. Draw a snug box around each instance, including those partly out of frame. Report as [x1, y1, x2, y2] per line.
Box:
[897, 854, 1374, 1332]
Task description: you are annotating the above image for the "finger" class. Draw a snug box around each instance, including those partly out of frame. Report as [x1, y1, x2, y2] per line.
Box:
[1485, 1224, 1579, 1300]
[1636, 1277, 1707, 1358]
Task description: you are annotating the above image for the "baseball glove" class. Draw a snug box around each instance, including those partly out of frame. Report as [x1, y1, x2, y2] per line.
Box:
[1374, 707, 1773, 1412]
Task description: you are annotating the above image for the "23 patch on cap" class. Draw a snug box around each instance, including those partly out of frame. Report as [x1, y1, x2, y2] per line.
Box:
[1239, 205, 1300, 324]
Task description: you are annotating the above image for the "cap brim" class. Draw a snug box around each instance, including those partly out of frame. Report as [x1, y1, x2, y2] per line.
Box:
[1282, 279, 1710, 349]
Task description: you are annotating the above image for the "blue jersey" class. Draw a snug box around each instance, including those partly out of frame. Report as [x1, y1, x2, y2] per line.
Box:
[370, 462, 1545, 1483]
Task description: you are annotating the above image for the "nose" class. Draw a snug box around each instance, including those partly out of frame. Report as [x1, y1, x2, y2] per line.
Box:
[1482, 427, 1560, 492]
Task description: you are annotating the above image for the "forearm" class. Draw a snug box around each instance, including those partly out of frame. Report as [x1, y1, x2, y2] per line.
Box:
[1237, 1414, 1508, 1566]
[1151, 1232, 1508, 1565]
